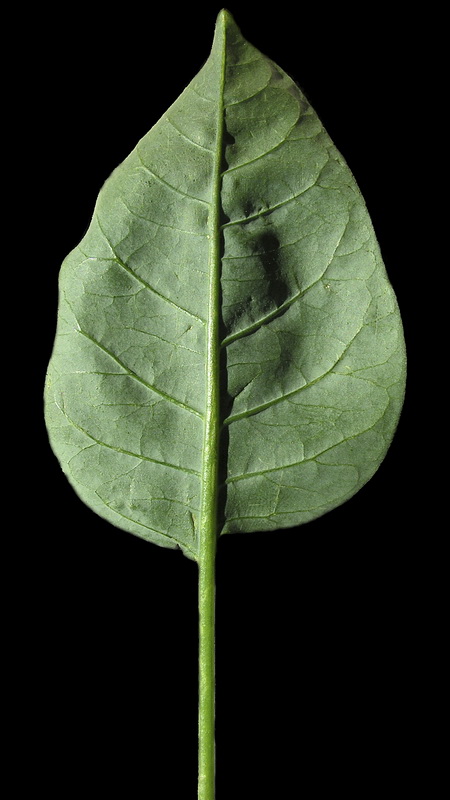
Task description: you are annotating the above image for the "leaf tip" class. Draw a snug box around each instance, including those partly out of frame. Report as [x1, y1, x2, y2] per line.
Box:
[216, 8, 237, 30]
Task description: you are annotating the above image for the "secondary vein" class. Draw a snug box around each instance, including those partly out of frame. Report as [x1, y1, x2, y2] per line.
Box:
[136, 148, 210, 206]
[223, 321, 365, 425]
[60, 407, 201, 476]
[77, 328, 204, 418]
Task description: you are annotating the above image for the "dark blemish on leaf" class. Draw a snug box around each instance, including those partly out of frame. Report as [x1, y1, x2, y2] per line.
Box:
[222, 129, 236, 171]
[255, 231, 289, 309]
[242, 199, 255, 218]
[223, 230, 291, 343]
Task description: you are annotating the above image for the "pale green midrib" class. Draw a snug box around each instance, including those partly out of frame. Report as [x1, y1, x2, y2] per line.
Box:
[198, 40, 225, 558]
[197, 17, 227, 800]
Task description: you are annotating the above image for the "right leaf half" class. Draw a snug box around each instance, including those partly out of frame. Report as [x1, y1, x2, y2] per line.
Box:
[220, 14, 406, 533]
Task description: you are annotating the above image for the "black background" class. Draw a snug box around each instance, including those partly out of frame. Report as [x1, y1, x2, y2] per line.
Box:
[23, 2, 433, 796]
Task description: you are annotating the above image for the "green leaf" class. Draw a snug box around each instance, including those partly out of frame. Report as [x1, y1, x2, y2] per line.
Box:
[44, 10, 406, 561]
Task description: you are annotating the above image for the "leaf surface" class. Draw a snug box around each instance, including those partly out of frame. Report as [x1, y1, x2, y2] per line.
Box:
[44, 11, 406, 559]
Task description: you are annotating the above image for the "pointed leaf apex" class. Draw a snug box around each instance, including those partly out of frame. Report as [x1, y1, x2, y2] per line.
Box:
[215, 8, 239, 34]
[217, 8, 233, 24]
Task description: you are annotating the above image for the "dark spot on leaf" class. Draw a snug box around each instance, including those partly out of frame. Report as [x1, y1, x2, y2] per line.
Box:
[240, 199, 254, 218]
[222, 128, 236, 171]
[255, 231, 289, 309]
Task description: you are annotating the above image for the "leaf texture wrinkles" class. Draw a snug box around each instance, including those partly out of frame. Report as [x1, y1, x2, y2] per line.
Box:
[45, 12, 406, 559]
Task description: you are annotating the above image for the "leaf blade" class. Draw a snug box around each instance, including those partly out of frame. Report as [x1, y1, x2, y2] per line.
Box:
[44, 11, 406, 554]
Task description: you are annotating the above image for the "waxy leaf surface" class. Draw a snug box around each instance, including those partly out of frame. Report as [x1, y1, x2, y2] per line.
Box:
[45, 12, 406, 559]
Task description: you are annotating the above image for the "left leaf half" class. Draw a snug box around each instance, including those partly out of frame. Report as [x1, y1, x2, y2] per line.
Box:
[44, 22, 226, 561]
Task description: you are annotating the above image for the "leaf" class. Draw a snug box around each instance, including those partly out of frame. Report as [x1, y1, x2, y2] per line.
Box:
[44, 10, 406, 561]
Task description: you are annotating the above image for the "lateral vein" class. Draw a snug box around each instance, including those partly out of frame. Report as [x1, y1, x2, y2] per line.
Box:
[59, 407, 201, 476]
[94, 494, 197, 557]
[223, 322, 364, 425]
[226, 421, 382, 484]
[136, 148, 210, 206]
[77, 329, 204, 418]
[221, 222, 349, 347]
[221, 179, 316, 228]
[165, 115, 215, 153]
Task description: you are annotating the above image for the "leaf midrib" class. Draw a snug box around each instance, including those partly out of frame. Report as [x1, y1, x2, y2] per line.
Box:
[198, 17, 227, 557]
